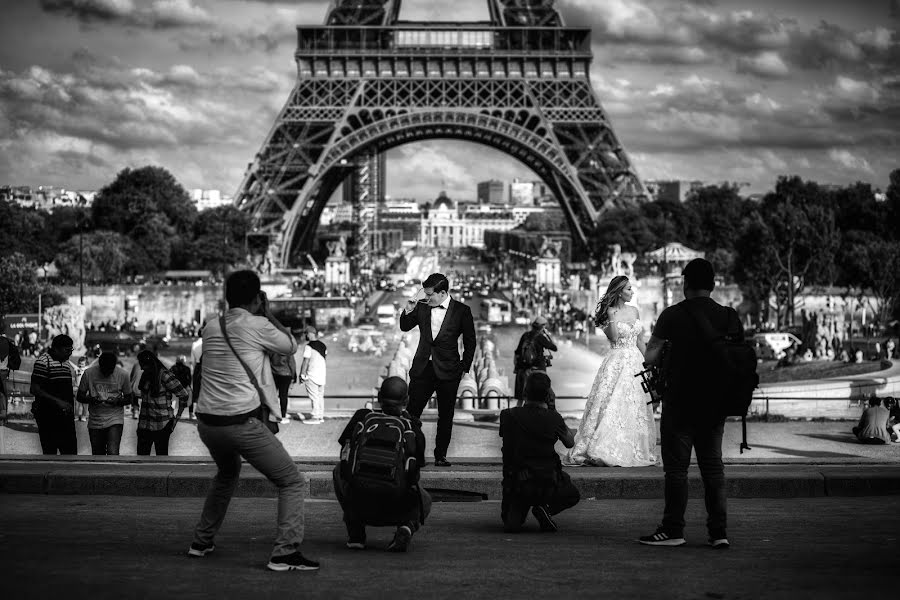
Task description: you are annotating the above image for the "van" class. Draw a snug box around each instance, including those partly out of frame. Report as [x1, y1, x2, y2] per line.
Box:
[376, 304, 397, 326]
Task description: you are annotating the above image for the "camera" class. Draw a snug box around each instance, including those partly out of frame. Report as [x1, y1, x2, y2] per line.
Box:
[543, 352, 553, 368]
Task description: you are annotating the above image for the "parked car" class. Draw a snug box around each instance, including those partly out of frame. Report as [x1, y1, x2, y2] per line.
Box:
[83, 331, 143, 356]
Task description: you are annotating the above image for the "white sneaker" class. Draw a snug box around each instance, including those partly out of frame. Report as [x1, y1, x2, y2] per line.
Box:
[280, 418, 291, 425]
[303, 418, 324, 425]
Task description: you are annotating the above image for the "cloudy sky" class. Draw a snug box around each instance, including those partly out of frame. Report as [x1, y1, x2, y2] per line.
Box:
[0, 0, 897, 201]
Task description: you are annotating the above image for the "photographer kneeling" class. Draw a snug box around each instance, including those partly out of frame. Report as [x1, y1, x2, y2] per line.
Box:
[499, 372, 578, 533]
[333, 376, 432, 552]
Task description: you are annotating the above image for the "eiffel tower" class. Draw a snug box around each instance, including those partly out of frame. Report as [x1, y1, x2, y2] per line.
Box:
[235, 0, 649, 269]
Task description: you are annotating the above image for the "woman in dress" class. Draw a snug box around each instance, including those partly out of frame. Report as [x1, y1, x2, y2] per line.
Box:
[564, 275, 656, 467]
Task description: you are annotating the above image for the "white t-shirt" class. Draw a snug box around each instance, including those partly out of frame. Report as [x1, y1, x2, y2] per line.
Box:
[79, 364, 132, 429]
[302, 342, 327, 386]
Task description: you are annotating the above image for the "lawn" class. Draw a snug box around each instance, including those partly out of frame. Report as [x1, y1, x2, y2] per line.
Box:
[757, 359, 888, 384]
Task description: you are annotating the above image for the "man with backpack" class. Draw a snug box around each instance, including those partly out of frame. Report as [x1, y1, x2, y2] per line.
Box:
[513, 316, 558, 408]
[333, 376, 431, 552]
[639, 258, 753, 550]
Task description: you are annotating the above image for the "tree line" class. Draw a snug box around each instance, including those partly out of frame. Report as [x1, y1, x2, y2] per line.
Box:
[2, 165, 899, 330]
[595, 170, 900, 329]
[0, 166, 250, 314]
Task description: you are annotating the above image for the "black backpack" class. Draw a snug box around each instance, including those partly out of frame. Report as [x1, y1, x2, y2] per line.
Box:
[516, 332, 539, 369]
[347, 412, 418, 498]
[682, 302, 759, 452]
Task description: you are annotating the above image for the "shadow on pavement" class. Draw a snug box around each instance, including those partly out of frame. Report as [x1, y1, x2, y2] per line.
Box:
[749, 444, 860, 459]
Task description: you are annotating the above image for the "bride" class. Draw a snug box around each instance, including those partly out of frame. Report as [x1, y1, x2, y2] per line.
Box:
[564, 275, 657, 467]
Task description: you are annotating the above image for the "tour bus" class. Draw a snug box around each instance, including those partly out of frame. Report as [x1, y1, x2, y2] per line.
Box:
[480, 298, 512, 325]
[267, 296, 353, 332]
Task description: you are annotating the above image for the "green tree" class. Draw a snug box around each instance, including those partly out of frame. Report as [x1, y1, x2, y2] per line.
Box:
[188, 205, 251, 276]
[90, 166, 196, 273]
[0, 252, 64, 315]
[53, 231, 133, 284]
[0, 200, 55, 265]
[752, 177, 838, 326]
[842, 238, 900, 328]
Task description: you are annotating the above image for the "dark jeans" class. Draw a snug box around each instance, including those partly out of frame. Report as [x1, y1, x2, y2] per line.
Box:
[33, 407, 77, 455]
[660, 414, 727, 539]
[274, 374, 293, 419]
[332, 466, 432, 539]
[408, 361, 460, 460]
[88, 424, 124, 455]
[501, 469, 580, 532]
[136, 424, 172, 456]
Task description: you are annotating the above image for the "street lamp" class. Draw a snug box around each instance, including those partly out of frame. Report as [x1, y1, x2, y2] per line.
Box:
[78, 215, 85, 305]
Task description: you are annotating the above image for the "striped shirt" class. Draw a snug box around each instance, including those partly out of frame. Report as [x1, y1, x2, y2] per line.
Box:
[30, 353, 75, 412]
[138, 369, 188, 431]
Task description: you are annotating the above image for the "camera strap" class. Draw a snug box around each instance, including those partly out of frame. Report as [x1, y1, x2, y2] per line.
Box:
[218, 315, 271, 420]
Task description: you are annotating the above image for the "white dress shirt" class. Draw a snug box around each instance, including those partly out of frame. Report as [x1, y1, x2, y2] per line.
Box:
[430, 295, 451, 340]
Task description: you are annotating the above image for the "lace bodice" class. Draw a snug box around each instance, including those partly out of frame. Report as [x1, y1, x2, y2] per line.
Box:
[609, 320, 642, 350]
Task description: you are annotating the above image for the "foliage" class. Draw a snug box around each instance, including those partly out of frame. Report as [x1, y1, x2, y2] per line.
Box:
[0, 252, 64, 316]
[53, 231, 134, 284]
[90, 166, 196, 273]
[187, 205, 252, 275]
[0, 201, 55, 265]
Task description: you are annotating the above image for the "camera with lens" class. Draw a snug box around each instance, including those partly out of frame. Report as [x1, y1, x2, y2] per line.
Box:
[543, 352, 553, 368]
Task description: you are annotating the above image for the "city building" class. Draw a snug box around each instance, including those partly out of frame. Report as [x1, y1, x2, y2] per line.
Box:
[420, 191, 539, 248]
[645, 180, 705, 203]
[477, 179, 504, 205]
[190, 189, 233, 211]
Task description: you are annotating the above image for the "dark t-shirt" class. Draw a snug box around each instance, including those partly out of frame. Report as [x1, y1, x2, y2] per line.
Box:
[653, 297, 743, 422]
[338, 408, 426, 466]
[30, 353, 75, 413]
[499, 405, 569, 472]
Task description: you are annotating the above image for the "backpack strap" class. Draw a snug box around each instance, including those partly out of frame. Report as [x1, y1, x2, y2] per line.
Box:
[218, 315, 278, 425]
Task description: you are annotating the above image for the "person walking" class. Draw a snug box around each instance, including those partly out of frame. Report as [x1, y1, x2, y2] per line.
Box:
[399, 273, 476, 467]
[170, 356, 194, 421]
[189, 270, 318, 572]
[639, 259, 741, 549]
[29, 335, 77, 455]
[135, 351, 188, 456]
[76, 352, 133, 455]
[298, 326, 325, 425]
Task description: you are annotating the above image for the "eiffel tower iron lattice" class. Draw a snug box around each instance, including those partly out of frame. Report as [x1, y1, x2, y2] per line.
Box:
[235, 0, 649, 269]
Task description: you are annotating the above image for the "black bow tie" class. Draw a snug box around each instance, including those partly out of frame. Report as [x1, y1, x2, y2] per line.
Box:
[434, 305, 446, 310]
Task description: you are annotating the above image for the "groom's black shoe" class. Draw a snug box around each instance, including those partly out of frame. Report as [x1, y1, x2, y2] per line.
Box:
[434, 457, 452, 467]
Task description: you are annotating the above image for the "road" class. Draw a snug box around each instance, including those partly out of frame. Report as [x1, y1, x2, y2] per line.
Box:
[1, 495, 896, 599]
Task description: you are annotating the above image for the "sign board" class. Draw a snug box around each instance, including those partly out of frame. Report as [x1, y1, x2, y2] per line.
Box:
[3, 313, 40, 338]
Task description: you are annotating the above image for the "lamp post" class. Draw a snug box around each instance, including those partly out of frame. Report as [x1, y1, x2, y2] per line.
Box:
[78, 216, 84, 305]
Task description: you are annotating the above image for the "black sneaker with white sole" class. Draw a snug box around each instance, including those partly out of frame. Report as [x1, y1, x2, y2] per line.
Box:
[531, 505, 559, 532]
[708, 537, 730, 549]
[387, 526, 413, 552]
[266, 552, 320, 571]
[187, 542, 215, 557]
[638, 529, 686, 546]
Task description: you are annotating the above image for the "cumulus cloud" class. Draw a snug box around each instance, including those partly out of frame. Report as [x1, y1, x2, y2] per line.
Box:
[40, 0, 213, 28]
[736, 51, 790, 78]
[829, 148, 875, 173]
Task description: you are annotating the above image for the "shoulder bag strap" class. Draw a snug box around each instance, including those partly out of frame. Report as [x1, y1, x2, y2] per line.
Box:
[219, 315, 266, 412]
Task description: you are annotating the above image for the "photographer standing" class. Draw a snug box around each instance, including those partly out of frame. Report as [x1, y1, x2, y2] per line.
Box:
[639, 259, 741, 549]
[188, 270, 318, 572]
[513, 316, 558, 408]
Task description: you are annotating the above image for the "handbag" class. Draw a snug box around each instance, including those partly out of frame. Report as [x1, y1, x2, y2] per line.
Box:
[218, 315, 279, 434]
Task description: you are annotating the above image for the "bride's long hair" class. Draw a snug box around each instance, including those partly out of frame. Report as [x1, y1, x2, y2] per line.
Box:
[593, 275, 629, 328]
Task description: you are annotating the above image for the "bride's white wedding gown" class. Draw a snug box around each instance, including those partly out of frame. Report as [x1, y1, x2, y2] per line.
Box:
[564, 319, 657, 467]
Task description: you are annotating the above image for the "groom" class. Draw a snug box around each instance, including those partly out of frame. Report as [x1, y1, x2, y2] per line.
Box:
[399, 273, 476, 467]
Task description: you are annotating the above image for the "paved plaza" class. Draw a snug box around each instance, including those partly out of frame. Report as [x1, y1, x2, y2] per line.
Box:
[0, 495, 896, 599]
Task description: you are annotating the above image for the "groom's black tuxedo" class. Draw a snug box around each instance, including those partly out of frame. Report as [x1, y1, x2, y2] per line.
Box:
[400, 298, 476, 380]
[399, 298, 476, 460]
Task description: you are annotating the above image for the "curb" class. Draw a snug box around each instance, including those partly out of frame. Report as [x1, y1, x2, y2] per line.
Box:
[2, 461, 898, 499]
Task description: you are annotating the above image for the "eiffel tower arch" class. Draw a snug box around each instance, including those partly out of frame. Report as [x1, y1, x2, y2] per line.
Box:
[235, 0, 649, 269]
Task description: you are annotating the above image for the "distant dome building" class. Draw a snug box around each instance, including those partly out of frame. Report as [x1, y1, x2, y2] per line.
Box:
[433, 191, 455, 211]
[421, 190, 540, 249]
